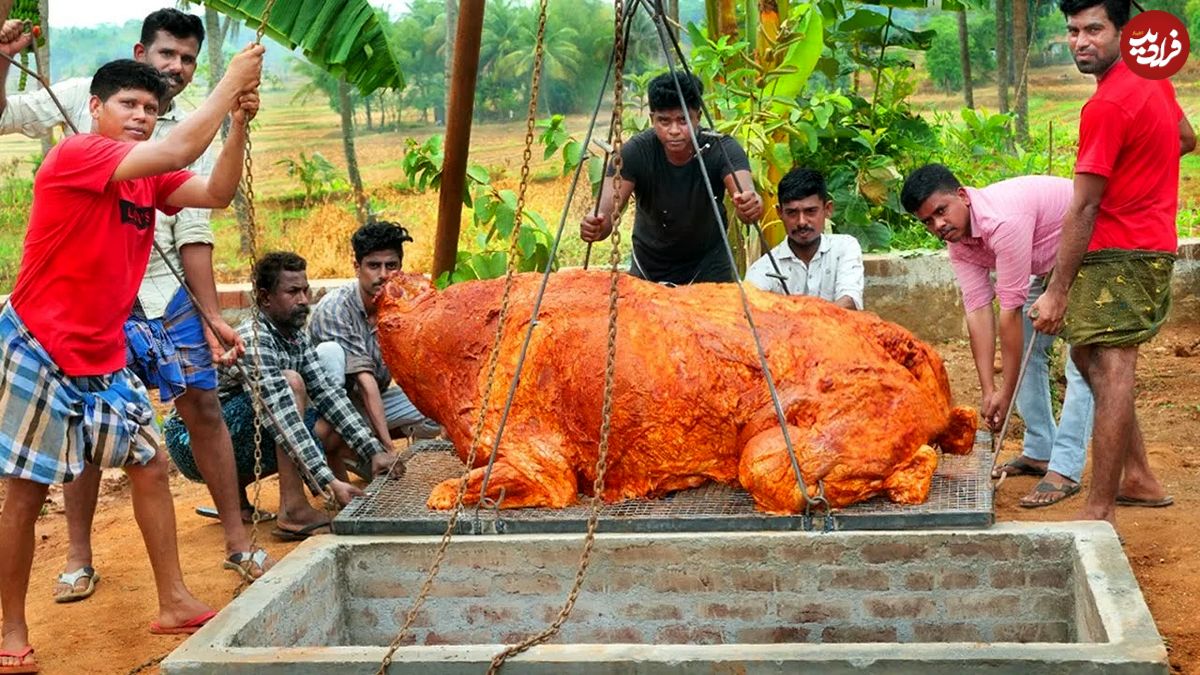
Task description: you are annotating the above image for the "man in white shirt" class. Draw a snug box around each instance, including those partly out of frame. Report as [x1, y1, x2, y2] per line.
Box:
[744, 167, 864, 309]
[0, 8, 271, 596]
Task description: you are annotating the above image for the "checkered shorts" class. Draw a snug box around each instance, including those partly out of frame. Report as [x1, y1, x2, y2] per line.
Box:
[126, 286, 217, 403]
[0, 303, 160, 485]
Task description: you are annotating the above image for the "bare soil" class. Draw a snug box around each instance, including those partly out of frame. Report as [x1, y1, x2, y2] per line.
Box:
[7, 321, 1200, 674]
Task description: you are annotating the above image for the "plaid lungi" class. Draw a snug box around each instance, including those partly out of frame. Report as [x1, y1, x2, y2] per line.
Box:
[126, 286, 217, 403]
[0, 303, 160, 485]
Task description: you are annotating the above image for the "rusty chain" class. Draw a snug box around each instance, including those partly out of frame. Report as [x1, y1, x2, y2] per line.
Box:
[486, 0, 628, 670]
[375, 0, 552, 672]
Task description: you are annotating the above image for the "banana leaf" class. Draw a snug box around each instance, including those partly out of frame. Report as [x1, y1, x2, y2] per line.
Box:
[199, 0, 404, 94]
[764, 4, 823, 117]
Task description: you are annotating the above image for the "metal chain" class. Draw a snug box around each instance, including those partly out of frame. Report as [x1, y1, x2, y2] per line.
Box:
[375, 2, 551, 672]
[242, 0, 284, 581]
[471, 0, 554, 513]
[486, 0, 627, 670]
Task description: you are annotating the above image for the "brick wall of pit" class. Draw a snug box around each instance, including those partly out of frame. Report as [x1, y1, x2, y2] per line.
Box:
[339, 532, 1082, 647]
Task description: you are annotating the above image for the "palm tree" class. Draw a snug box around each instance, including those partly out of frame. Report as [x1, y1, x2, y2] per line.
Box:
[1013, 0, 1030, 142]
[957, 8, 974, 108]
[995, 0, 1009, 114]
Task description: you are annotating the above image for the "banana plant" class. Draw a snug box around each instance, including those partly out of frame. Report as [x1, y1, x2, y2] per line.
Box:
[198, 0, 404, 93]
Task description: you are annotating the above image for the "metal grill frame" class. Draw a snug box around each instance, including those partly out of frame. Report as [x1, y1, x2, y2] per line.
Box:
[333, 434, 995, 535]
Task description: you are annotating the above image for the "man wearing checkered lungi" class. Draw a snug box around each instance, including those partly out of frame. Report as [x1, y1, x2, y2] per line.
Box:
[0, 8, 275, 604]
[0, 48, 263, 671]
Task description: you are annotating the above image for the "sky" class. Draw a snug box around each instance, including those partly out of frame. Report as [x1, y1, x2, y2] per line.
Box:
[47, 0, 407, 29]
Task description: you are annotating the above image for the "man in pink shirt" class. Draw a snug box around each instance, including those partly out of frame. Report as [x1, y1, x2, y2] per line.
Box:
[902, 164, 1094, 507]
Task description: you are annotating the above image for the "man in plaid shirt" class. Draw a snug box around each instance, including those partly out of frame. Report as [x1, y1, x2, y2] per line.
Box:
[164, 252, 403, 540]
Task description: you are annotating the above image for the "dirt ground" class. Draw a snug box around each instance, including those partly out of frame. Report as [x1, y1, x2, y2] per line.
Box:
[5, 321, 1200, 674]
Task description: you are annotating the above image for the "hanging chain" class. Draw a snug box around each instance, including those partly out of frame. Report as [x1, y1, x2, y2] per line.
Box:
[376, 2, 551, 672]
[486, 0, 627, 670]
[242, 0, 288, 585]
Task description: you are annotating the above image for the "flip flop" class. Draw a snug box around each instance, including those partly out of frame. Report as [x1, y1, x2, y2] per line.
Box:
[0, 645, 38, 674]
[1115, 495, 1175, 508]
[1019, 479, 1081, 508]
[223, 547, 273, 583]
[149, 609, 217, 635]
[53, 566, 99, 604]
[271, 521, 331, 542]
[194, 505, 277, 524]
[992, 456, 1048, 480]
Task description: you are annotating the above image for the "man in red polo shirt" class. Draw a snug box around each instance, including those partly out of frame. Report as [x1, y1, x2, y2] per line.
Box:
[1032, 0, 1196, 525]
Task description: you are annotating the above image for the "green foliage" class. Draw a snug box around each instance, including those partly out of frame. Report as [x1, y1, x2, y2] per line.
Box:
[199, 0, 404, 94]
[0, 156, 37, 292]
[396, 136, 556, 287]
[686, 3, 945, 252]
[923, 12, 995, 93]
[275, 151, 346, 204]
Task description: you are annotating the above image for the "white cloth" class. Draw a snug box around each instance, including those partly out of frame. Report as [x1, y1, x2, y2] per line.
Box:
[744, 233, 865, 309]
[0, 78, 215, 319]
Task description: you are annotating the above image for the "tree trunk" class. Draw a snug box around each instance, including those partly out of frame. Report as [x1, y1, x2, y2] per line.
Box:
[203, 7, 255, 256]
[995, 0, 1009, 114]
[957, 9, 974, 108]
[364, 96, 373, 130]
[717, 0, 737, 38]
[338, 79, 369, 225]
[1013, 0, 1030, 141]
[33, 0, 50, 155]
[443, 0, 457, 126]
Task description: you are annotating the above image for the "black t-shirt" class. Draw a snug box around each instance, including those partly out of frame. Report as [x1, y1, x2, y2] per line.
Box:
[615, 128, 750, 284]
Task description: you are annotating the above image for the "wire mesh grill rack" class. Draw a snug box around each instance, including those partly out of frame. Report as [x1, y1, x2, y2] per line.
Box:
[333, 433, 995, 535]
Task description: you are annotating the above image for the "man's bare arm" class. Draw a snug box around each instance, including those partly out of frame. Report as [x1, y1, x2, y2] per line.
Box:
[163, 94, 256, 209]
[353, 372, 394, 447]
[1181, 116, 1196, 156]
[0, 18, 33, 119]
[1030, 173, 1107, 335]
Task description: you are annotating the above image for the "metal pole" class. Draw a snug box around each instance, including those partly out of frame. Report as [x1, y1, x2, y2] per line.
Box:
[432, 0, 486, 281]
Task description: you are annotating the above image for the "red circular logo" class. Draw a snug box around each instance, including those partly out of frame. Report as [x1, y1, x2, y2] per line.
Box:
[1122, 10, 1190, 80]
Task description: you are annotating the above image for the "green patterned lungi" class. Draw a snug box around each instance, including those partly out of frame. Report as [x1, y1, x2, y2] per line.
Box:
[1062, 248, 1175, 348]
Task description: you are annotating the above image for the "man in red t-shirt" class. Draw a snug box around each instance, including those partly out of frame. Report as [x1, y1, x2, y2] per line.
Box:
[0, 50, 262, 672]
[1032, 0, 1197, 527]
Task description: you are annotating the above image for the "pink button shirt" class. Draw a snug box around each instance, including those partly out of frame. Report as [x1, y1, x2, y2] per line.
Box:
[949, 176, 1073, 312]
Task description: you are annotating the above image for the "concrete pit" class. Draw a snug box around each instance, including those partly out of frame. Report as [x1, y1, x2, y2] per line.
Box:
[162, 522, 1166, 674]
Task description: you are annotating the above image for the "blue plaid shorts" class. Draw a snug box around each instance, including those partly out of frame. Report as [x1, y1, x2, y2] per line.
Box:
[125, 287, 218, 403]
[0, 304, 159, 485]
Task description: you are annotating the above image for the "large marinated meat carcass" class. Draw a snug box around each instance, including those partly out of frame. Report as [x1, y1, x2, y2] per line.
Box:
[376, 270, 976, 514]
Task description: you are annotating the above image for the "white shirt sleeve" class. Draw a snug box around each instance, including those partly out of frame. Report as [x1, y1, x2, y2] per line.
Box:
[0, 78, 91, 138]
[832, 235, 865, 309]
[743, 254, 775, 291]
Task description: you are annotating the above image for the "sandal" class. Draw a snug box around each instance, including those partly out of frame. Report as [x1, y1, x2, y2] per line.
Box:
[149, 609, 217, 635]
[271, 521, 331, 542]
[992, 456, 1048, 480]
[53, 566, 99, 604]
[0, 645, 38, 674]
[1019, 479, 1081, 508]
[223, 548, 273, 583]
